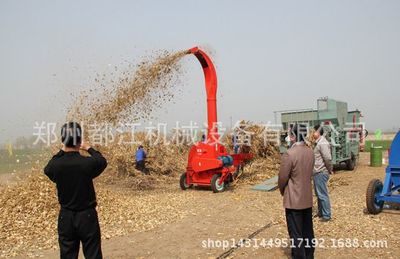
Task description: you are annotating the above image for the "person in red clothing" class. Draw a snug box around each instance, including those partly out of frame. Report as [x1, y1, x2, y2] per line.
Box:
[44, 122, 107, 259]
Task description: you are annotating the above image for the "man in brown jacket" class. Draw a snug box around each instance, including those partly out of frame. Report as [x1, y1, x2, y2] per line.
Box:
[278, 124, 315, 259]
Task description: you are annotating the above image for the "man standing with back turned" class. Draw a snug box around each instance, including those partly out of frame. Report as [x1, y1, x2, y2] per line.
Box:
[278, 124, 315, 259]
[44, 122, 107, 259]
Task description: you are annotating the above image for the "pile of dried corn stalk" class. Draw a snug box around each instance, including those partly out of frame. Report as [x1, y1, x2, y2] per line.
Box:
[232, 122, 281, 184]
[0, 172, 194, 257]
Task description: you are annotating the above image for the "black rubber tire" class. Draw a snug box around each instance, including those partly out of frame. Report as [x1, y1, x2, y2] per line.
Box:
[346, 154, 356, 170]
[366, 179, 384, 214]
[180, 173, 192, 190]
[211, 174, 225, 193]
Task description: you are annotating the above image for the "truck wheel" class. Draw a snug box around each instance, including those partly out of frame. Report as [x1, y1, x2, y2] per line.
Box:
[180, 172, 192, 190]
[346, 155, 356, 170]
[366, 179, 384, 214]
[211, 174, 225, 193]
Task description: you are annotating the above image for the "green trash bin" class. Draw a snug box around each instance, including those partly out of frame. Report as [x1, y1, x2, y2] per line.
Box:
[370, 146, 383, 167]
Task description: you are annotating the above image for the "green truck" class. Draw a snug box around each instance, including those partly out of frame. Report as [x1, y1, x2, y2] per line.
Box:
[278, 97, 366, 170]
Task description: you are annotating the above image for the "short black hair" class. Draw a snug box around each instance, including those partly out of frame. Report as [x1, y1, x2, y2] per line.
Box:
[290, 123, 307, 142]
[61, 122, 82, 147]
[314, 124, 324, 136]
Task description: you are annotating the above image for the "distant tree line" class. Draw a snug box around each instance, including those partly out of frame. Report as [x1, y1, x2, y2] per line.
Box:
[0, 136, 46, 150]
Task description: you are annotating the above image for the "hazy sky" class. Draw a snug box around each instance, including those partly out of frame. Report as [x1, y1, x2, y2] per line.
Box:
[1, 0, 399, 143]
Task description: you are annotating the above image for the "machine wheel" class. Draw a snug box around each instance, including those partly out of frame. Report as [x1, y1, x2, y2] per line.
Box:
[180, 172, 192, 190]
[346, 154, 357, 170]
[366, 179, 384, 214]
[211, 174, 225, 193]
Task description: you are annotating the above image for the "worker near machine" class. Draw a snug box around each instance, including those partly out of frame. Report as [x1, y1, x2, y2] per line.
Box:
[44, 122, 107, 259]
[135, 145, 147, 174]
[232, 133, 239, 154]
[278, 123, 315, 259]
[313, 124, 333, 222]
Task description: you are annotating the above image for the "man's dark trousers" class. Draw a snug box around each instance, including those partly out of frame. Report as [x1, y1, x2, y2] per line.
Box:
[285, 208, 315, 259]
[135, 160, 146, 174]
[58, 207, 102, 259]
[136, 160, 145, 173]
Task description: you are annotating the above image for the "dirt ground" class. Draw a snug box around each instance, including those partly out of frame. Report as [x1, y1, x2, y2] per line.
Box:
[10, 152, 400, 258]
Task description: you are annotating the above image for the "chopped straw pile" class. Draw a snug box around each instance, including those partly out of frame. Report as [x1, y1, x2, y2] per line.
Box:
[0, 173, 193, 257]
[229, 122, 281, 184]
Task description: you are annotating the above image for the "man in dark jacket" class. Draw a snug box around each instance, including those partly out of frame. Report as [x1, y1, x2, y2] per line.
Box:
[278, 124, 315, 259]
[44, 122, 107, 259]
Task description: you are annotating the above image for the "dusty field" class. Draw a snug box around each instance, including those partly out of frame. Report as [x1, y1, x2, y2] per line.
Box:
[2, 152, 398, 259]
